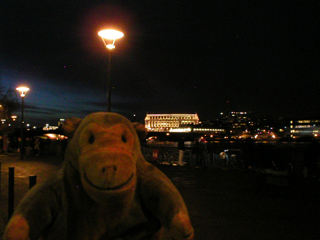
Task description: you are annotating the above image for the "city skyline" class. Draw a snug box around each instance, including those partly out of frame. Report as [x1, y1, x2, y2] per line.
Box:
[1, 1, 319, 126]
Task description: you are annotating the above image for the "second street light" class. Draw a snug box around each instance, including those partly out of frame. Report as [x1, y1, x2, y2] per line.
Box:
[16, 86, 29, 160]
[98, 29, 124, 112]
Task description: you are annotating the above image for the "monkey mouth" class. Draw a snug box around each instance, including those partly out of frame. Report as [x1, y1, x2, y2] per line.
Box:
[84, 173, 134, 191]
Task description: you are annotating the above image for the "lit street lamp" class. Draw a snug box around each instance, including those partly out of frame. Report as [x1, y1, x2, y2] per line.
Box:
[98, 29, 124, 112]
[16, 86, 29, 160]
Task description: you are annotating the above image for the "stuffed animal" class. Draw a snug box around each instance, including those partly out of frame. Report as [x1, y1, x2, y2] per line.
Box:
[3, 112, 194, 240]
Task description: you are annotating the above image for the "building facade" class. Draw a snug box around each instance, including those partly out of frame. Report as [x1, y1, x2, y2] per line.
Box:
[145, 113, 200, 132]
[145, 113, 225, 134]
[289, 119, 320, 138]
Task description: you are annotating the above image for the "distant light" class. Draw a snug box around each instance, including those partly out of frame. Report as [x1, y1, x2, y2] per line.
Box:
[45, 133, 58, 140]
[169, 128, 191, 133]
[43, 124, 59, 131]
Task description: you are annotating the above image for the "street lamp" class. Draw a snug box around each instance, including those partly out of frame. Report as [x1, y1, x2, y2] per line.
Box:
[16, 86, 29, 160]
[98, 29, 124, 112]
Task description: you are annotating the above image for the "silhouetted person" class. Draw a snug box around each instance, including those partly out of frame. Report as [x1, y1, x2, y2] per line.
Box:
[178, 137, 185, 166]
[199, 139, 208, 169]
[193, 139, 201, 168]
[304, 141, 320, 178]
[244, 138, 255, 169]
[34, 138, 41, 156]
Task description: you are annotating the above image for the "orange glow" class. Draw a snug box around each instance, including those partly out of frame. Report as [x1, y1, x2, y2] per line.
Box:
[45, 133, 57, 140]
[16, 87, 30, 97]
[98, 29, 124, 50]
[106, 44, 115, 49]
[98, 29, 124, 40]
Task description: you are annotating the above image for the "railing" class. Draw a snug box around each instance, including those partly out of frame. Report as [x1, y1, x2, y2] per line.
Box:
[0, 165, 37, 220]
[141, 146, 180, 164]
[141, 145, 243, 168]
[141, 142, 316, 177]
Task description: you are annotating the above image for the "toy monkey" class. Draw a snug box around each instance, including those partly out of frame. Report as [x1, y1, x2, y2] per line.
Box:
[4, 112, 194, 240]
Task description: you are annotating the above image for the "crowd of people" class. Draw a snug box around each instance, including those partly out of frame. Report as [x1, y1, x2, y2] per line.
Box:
[0, 135, 68, 159]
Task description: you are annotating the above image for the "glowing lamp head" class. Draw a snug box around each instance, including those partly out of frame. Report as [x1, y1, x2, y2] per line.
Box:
[98, 29, 124, 40]
[98, 29, 124, 50]
[16, 87, 30, 97]
[106, 44, 115, 50]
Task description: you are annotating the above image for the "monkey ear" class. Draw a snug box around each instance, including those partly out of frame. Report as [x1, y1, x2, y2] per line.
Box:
[132, 122, 148, 141]
[62, 117, 82, 137]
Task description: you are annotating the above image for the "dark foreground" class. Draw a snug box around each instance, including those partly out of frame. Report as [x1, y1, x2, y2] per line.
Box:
[1, 153, 320, 239]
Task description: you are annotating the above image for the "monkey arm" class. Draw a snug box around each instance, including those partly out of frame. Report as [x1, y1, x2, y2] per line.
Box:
[138, 161, 194, 240]
[3, 175, 62, 240]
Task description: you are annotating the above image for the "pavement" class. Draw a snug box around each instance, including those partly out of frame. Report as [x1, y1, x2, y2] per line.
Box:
[1, 153, 320, 239]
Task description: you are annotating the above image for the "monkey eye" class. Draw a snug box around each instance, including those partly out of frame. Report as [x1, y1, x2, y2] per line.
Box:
[89, 135, 95, 144]
[121, 135, 127, 143]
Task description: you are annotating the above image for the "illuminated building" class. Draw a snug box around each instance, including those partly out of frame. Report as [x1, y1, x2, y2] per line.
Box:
[220, 111, 251, 123]
[145, 113, 225, 134]
[220, 111, 253, 137]
[145, 113, 199, 132]
[289, 119, 320, 138]
[43, 124, 59, 131]
[192, 126, 225, 134]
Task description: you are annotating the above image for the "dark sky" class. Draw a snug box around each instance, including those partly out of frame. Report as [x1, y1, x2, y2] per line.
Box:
[1, 1, 319, 126]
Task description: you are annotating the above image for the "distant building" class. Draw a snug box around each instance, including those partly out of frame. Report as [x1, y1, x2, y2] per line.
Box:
[43, 119, 65, 131]
[289, 119, 320, 138]
[43, 124, 59, 131]
[145, 113, 199, 132]
[220, 111, 251, 123]
[192, 124, 225, 135]
[219, 111, 254, 137]
[144, 113, 225, 134]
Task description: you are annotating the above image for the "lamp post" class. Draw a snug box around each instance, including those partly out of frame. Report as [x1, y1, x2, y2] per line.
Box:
[16, 87, 29, 160]
[98, 29, 124, 112]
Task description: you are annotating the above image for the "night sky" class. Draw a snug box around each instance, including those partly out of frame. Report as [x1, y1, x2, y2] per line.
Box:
[1, 1, 319, 126]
